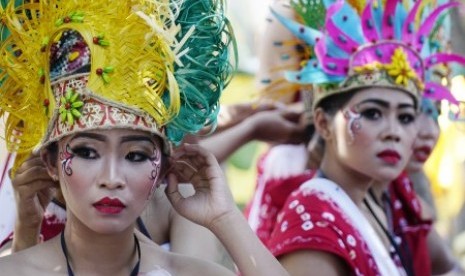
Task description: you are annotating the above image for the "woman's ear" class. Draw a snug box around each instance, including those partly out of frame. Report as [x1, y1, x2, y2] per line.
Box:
[40, 147, 59, 180]
[313, 108, 332, 141]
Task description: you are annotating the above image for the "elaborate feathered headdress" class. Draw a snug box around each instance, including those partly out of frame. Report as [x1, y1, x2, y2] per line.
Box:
[272, 0, 465, 109]
[0, 0, 234, 171]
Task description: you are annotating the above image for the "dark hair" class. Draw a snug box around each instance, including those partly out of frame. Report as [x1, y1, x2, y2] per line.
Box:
[310, 89, 356, 167]
[317, 90, 356, 116]
[45, 142, 59, 164]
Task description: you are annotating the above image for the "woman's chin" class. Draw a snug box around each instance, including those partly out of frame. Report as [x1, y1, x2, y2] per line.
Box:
[406, 161, 423, 173]
[372, 168, 405, 183]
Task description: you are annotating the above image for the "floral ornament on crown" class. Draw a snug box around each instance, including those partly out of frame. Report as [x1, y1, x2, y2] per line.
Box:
[59, 89, 84, 126]
[353, 47, 424, 91]
[384, 48, 419, 88]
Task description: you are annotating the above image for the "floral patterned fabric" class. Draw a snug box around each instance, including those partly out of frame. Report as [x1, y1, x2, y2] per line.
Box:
[389, 172, 432, 276]
[246, 145, 432, 275]
[245, 145, 313, 244]
[267, 185, 382, 276]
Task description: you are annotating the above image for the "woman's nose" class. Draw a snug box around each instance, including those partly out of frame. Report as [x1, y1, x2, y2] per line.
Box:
[97, 158, 126, 190]
[382, 117, 401, 142]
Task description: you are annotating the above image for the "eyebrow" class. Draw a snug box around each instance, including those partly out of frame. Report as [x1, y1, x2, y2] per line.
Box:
[357, 99, 415, 109]
[120, 135, 156, 146]
[70, 133, 106, 142]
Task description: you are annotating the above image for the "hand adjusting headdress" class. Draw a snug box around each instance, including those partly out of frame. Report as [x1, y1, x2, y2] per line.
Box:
[0, 0, 234, 172]
[272, 0, 465, 110]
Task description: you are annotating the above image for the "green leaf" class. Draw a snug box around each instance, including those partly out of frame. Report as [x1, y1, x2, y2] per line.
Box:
[72, 101, 84, 108]
[66, 112, 74, 125]
[65, 89, 73, 100]
[103, 66, 114, 73]
[41, 37, 49, 46]
[102, 73, 110, 84]
[60, 111, 67, 122]
[71, 109, 81, 118]
[55, 18, 63, 26]
[99, 40, 110, 46]
[72, 15, 84, 22]
[70, 91, 80, 102]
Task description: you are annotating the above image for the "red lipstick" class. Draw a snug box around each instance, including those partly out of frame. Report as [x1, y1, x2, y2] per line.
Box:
[93, 197, 126, 214]
[377, 150, 401, 165]
[413, 146, 432, 163]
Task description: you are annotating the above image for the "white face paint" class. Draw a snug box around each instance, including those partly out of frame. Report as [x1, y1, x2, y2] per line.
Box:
[328, 87, 418, 182]
[342, 107, 362, 144]
[57, 128, 163, 234]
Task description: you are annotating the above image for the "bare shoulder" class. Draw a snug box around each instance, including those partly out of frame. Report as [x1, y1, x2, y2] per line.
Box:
[278, 250, 349, 276]
[139, 241, 235, 276]
[0, 236, 64, 275]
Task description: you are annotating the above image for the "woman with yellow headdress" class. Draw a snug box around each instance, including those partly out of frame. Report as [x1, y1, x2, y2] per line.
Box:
[0, 0, 290, 275]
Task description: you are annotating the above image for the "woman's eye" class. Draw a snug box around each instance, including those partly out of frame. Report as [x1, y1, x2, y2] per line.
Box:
[72, 147, 98, 159]
[360, 109, 381, 120]
[399, 113, 416, 125]
[126, 152, 149, 162]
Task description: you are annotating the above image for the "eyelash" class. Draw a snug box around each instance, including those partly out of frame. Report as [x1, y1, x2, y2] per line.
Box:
[70, 146, 153, 162]
[126, 152, 151, 162]
[360, 108, 381, 120]
[398, 113, 415, 125]
[359, 108, 415, 125]
[70, 146, 98, 159]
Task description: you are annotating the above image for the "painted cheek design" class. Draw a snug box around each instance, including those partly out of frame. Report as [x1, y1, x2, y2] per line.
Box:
[343, 108, 362, 143]
[60, 144, 75, 176]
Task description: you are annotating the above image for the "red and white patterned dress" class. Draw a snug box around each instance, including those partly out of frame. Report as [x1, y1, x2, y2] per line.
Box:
[267, 181, 384, 276]
[246, 145, 431, 275]
[389, 172, 432, 276]
[245, 144, 313, 244]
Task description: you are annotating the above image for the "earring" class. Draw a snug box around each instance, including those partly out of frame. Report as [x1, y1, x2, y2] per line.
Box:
[51, 175, 59, 182]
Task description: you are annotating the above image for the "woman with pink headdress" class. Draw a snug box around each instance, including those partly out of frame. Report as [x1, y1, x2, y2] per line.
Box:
[249, 0, 465, 275]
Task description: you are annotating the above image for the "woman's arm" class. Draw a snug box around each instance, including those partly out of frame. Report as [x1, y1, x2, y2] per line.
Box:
[165, 144, 289, 276]
[8, 154, 57, 253]
[200, 106, 308, 163]
[169, 208, 232, 269]
[279, 250, 349, 276]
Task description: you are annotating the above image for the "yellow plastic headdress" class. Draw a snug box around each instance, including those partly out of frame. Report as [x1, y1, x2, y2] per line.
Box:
[0, 0, 234, 171]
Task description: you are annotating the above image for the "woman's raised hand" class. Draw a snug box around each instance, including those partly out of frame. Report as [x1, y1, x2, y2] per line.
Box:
[165, 144, 237, 229]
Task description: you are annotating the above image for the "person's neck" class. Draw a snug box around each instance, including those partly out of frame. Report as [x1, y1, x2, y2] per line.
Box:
[319, 156, 372, 207]
[371, 180, 390, 204]
[55, 189, 66, 206]
[63, 214, 138, 275]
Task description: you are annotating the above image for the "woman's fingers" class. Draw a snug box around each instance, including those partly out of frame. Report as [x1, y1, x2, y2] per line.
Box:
[14, 166, 52, 185]
[165, 173, 183, 205]
[14, 180, 56, 201]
